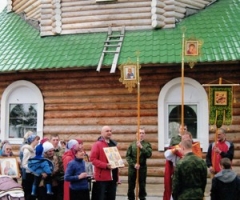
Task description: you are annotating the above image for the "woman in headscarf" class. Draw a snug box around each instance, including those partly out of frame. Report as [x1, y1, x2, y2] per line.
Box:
[1, 143, 14, 157]
[21, 134, 40, 200]
[64, 143, 89, 200]
[62, 139, 79, 200]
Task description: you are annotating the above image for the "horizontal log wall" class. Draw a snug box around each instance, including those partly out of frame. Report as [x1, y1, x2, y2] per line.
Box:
[40, 0, 153, 36]
[10, 0, 216, 36]
[1, 63, 240, 190]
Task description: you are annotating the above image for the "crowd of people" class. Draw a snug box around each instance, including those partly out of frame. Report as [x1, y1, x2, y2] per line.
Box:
[0, 132, 74, 200]
[0, 124, 239, 200]
[0, 126, 152, 200]
[164, 125, 240, 200]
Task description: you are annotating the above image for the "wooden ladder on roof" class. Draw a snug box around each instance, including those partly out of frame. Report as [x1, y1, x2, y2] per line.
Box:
[96, 26, 125, 73]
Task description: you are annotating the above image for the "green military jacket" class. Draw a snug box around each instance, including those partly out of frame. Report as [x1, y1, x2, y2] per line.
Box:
[126, 140, 152, 168]
[172, 152, 207, 200]
[53, 147, 65, 181]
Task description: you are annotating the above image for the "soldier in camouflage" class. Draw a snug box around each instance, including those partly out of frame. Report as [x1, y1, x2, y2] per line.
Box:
[50, 134, 65, 200]
[126, 128, 152, 200]
[172, 139, 207, 200]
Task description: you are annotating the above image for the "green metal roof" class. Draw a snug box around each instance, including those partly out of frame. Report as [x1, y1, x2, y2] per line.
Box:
[0, 0, 239, 72]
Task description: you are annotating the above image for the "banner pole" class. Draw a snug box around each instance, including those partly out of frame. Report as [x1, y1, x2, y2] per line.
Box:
[181, 30, 185, 131]
[135, 55, 140, 200]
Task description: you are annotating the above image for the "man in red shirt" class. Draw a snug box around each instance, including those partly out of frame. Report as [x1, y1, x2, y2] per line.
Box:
[90, 126, 119, 200]
[206, 128, 234, 174]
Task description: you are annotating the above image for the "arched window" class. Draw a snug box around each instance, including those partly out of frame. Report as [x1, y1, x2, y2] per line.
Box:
[169, 105, 197, 138]
[1, 80, 43, 144]
[158, 77, 209, 152]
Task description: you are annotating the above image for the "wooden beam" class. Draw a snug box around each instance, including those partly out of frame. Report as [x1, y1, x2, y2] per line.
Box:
[15, 0, 35, 13]
[61, 2, 150, 12]
[60, 13, 151, 24]
[24, 0, 40, 13]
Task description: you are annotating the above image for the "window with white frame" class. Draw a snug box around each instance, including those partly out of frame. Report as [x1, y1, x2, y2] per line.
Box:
[158, 77, 209, 152]
[1, 80, 43, 144]
[168, 104, 197, 139]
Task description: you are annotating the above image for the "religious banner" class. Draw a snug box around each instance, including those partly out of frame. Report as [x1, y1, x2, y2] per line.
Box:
[209, 87, 233, 128]
[118, 56, 141, 93]
[184, 36, 203, 68]
[118, 63, 141, 92]
[185, 40, 199, 56]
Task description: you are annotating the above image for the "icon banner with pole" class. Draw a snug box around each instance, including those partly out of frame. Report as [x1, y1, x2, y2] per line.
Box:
[118, 59, 141, 93]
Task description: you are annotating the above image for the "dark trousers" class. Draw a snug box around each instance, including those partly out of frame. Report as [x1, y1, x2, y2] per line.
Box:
[55, 180, 64, 200]
[70, 189, 90, 200]
[127, 167, 147, 200]
[38, 186, 56, 200]
[22, 173, 36, 200]
[91, 181, 117, 200]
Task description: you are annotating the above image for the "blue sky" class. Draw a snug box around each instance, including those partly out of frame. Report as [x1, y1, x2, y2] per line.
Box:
[0, 0, 7, 13]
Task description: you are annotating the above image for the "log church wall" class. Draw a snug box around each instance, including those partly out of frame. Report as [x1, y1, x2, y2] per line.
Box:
[0, 63, 239, 189]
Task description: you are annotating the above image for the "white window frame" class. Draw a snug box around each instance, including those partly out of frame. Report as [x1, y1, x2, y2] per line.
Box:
[1, 80, 43, 144]
[158, 77, 209, 152]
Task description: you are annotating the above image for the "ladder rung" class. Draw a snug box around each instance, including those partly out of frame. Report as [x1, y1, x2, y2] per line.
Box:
[104, 44, 120, 47]
[103, 50, 119, 53]
[108, 35, 124, 38]
[104, 40, 121, 43]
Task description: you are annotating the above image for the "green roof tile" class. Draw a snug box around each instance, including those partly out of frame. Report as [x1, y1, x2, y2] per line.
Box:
[0, 0, 240, 72]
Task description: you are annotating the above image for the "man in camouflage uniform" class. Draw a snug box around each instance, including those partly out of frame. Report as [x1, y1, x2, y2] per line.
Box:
[126, 128, 152, 200]
[172, 139, 207, 200]
[50, 134, 65, 200]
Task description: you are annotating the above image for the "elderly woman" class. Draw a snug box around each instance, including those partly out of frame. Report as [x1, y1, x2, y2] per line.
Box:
[0, 140, 10, 156]
[1, 143, 14, 157]
[0, 142, 20, 183]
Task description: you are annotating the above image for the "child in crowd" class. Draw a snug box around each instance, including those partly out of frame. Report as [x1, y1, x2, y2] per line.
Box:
[28, 143, 54, 196]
